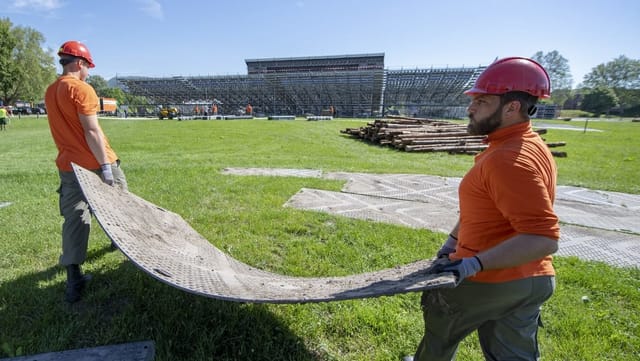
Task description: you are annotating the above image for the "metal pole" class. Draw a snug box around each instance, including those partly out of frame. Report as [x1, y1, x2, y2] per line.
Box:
[583, 118, 589, 133]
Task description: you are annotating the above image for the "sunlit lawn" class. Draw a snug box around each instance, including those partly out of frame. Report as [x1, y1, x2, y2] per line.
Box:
[1, 116, 638, 360]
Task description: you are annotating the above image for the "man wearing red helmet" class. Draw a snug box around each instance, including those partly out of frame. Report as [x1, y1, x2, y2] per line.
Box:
[410, 58, 560, 361]
[44, 40, 127, 303]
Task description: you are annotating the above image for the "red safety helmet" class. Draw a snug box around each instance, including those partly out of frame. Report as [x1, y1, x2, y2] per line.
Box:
[57, 40, 95, 68]
[465, 57, 550, 98]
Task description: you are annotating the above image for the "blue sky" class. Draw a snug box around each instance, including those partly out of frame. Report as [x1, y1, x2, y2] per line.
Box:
[2, 0, 638, 87]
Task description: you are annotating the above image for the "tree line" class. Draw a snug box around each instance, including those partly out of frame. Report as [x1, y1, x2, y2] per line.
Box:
[2, 18, 639, 117]
[532, 51, 640, 116]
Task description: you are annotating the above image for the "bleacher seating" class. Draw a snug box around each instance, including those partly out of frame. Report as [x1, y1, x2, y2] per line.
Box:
[116, 54, 485, 118]
[383, 66, 485, 118]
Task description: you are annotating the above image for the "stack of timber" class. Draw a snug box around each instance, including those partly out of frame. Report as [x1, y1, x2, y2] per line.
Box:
[340, 116, 567, 157]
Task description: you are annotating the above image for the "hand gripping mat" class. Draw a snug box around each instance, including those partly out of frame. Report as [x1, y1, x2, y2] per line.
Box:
[73, 164, 456, 303]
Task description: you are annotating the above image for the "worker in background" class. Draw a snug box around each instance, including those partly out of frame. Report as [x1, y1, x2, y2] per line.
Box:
[246, 103, 252, 116]
[44, 40, 128, 303]
[0, 106, 8, 130]
[409, 57, 559, 361]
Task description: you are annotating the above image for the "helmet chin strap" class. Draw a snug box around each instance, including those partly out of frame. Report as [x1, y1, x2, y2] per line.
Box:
[528, 105, 538, 116]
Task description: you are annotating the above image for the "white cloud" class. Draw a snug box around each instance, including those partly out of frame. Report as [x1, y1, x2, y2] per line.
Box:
[137, 0, 164, 20]
[9, 0, 63, 11]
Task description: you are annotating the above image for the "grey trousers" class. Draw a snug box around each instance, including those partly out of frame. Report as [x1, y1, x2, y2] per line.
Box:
[415, 276, 555, 361]
[58, 162, 127, 266]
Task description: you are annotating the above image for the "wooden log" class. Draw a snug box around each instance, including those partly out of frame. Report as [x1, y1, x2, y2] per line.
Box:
[408, 139, 486, 146]
[396, 135, 484, 141]
[384, 115, 452, 125]
[340, 118, 566, 156]
[384, 123, 433, 129]
[394, 131, 474, 138]
[405, 144, 488, 152]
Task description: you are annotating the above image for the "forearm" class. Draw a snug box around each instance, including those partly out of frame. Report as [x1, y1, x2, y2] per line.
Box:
[475, 233, 558, 270]
[449, 220, 460, 239]
[436, 220, 461, 258]
[80, 113, 109, 165]
[85, 128, 109, 165]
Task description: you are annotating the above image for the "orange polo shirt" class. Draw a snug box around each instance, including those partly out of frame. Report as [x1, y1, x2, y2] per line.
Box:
[451, 121, 560, 283]
[45, 75, 118, 172]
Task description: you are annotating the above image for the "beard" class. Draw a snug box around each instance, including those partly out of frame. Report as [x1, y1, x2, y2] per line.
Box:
[467, 106, 503, 135]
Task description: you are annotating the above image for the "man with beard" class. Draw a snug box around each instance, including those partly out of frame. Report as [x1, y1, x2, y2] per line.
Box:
[410, 57, 560, 361]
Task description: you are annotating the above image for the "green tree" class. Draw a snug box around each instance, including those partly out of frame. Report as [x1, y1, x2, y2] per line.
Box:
[582, 56, 640, 115]
[580, 86, 619, 116]
[123, 94, 150, 115]
[0, 19, 57, 105]
[0, 19, 19, 105]
[89, 76, 150, 115]
[100, 87, 126, 104]
[532, 50, 573, 91]
[583, 55, 640, 89]
[614, 88, 640, 116]
[87, 75, 109, 96]
[125, 94, 149, 107]
[549, 88, 573, 109]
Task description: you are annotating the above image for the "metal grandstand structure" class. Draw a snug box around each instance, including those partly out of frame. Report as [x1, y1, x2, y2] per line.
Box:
[116, 53, 485, 118]
[384, 66, 485, 118]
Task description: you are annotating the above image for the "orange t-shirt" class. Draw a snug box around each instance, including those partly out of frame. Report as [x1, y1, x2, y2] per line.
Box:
[451, 122, 560, 283]
[45, 75, 118, 172]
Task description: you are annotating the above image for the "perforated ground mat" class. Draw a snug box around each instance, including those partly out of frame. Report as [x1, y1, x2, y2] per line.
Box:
[0, 341, 154, 361]
[226, 167, 640, 269]
[73, 164, 456, 303]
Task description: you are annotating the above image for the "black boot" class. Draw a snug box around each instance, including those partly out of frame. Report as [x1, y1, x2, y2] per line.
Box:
[65, 264, 92, 303]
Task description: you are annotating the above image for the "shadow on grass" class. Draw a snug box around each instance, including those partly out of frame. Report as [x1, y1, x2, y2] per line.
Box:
[0, 245, 324, 361]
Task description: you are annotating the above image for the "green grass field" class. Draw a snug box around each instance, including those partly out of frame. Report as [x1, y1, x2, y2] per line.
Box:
[1, 116, 639, 360]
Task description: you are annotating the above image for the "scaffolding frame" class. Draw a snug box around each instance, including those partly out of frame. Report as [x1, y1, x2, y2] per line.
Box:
[117, 54, 485, 118]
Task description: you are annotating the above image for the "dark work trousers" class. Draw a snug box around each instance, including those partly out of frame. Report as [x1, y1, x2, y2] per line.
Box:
[415, 276, 555, 361]
[58, 161, 127, 266]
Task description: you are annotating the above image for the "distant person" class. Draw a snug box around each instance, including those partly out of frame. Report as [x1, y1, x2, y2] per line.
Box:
[44, 40, 128, 303]
[409, 57, 559, 361]
[0, 106, 8, 130]
[246, 103, 253, 116]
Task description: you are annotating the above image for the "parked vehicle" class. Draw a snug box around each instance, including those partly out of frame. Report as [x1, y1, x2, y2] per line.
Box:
[158, 106, 179, 119]
[15, 107, 32, 115]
